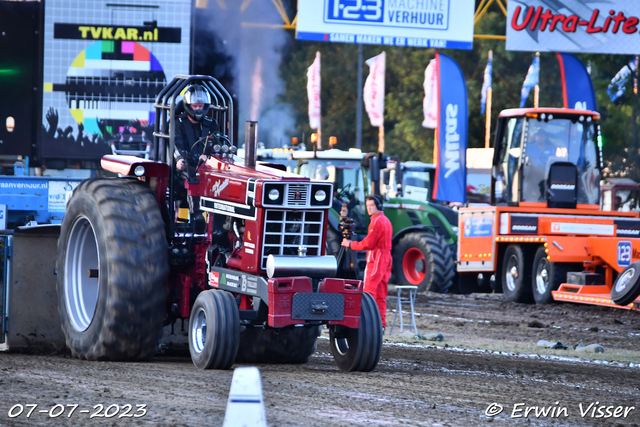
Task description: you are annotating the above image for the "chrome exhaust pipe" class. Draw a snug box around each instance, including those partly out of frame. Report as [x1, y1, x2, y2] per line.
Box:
[245, 121, 257, 168]
[266, 255, 337, 279]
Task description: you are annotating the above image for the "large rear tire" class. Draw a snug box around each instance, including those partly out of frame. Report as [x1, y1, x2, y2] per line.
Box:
[57, 178, 169, 361]
[235, 325, 320, 364]
[501, 244, 533, 303]
[393, 232, 455, 293]
[330, 292, 382, 372]
[189, 290, 240, 369]
[611, 261, 640, 306]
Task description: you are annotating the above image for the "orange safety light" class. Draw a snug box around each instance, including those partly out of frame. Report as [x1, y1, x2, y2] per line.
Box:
[291, 137, 299, 146]
[310, 133, 318, 143]
[329, 136, 337, 146]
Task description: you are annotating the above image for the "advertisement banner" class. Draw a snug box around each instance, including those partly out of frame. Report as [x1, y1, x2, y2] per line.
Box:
[307, 52, 321, 130]
[42, 0, 192, 160]
[507, 0, 640, 54]
[556, 53, 597, 111]
[363, 52, 386, 127]
[433, 52, 467, 204]
[296, 0, 475, 50]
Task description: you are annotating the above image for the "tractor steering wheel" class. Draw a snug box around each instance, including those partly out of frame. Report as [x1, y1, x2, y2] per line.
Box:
[337, 183, 352, 201]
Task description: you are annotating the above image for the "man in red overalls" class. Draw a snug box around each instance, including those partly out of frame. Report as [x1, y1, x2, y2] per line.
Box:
[341, 195, 393, 330]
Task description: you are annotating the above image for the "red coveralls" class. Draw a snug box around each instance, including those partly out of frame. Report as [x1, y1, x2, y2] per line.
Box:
[350, 212, 393, 327]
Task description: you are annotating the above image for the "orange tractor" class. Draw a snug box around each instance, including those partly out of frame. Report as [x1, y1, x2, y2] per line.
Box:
[457, 108, 640, 310]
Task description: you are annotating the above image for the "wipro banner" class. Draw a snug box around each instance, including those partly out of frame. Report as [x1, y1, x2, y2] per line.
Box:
[297, 0, 474, 50]
[433, 52, 467, 204]
[507, 0, 640, 54]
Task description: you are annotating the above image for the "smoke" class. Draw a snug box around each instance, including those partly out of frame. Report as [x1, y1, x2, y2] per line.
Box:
[197, 2, 295, 148]
[250, 57, 263, 121]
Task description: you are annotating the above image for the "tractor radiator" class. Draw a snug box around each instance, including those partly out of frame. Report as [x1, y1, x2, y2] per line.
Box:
[261, 209, 324, 269]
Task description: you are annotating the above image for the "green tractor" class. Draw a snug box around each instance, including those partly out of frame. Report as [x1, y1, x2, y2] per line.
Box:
[291, 149, 458, 293]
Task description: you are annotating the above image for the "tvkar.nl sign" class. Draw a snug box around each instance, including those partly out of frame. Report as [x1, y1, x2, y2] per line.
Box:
[296, 0, 475, 50]
[507, 0, 640, 54]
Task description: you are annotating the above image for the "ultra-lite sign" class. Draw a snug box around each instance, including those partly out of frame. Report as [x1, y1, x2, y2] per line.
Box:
[296, 0, 474, 50]
[507, 0, 640, 54]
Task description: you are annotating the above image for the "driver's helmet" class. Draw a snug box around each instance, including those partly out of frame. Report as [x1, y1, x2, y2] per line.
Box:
[183, 84, 211, 121]
[315, 164, 329, 180]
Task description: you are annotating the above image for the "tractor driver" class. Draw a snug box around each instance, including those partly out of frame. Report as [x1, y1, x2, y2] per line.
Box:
[523, 128, 555, 201]
[174, 84, 220, 177]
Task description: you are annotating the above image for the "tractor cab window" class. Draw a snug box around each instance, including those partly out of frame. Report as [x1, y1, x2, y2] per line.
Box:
[495, 117, 524, 204]
[402, 170, 431, 202]
[298, 160, 366, 215]
[522, 118, 600, 204]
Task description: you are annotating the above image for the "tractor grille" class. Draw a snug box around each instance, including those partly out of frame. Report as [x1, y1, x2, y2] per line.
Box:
[262, 209, 324, 269]
[287, 184, 309, 206]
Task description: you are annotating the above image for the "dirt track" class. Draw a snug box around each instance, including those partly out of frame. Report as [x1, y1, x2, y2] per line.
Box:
[1, 292, 639, 427]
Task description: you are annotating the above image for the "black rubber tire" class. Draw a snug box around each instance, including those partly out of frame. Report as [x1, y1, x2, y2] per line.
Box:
[393, 232, 455, 293]
[330, 292, 382, 372]
[611, 261, 640, 306]
[189, 290, 240, 369]
[501, 244, 534, 303]
[235, 325, 320, 364]
[56, 178, 169, 361]
[532, 247, 577, 304]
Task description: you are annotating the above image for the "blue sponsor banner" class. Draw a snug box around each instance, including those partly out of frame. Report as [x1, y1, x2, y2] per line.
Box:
[296, 0, 474, 50]
[557, 53, 597, 111]
[433, 52, 467, 203]
[464, 216, 493, 237]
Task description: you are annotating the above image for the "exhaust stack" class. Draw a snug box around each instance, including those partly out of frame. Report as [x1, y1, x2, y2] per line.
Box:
[245, 121, 258, 168]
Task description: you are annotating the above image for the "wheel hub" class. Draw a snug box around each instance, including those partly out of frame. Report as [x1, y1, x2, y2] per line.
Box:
[191, 307, 207, 354]
[64, 216, 100, 332]
[403, 248, 427, 285]
[535, 258, 550, 295]
[505, 256, 519, 292]
[615, 268, 636, 293]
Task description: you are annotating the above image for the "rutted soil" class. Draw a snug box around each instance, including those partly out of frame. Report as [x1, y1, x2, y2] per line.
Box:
[0, 292, 639, 427]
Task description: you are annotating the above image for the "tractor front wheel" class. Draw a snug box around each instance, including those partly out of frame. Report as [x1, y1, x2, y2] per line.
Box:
[393, 232, 455, 293]
[57, 179, 169, 361]
[330, 293, 382, 372]
[189, 290, 240, 369]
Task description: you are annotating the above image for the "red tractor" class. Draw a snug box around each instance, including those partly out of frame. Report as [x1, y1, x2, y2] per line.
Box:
[56, 75, 382, 371]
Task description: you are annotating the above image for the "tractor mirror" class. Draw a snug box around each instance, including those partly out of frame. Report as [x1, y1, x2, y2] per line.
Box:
[369, 156, 380, 184]
[382, 169, 391, 185]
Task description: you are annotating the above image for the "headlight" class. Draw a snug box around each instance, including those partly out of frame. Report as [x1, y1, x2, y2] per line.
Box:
[134, 165, 145, 176]
[314, 189, 326, 202]
[268, 188, 280, 201]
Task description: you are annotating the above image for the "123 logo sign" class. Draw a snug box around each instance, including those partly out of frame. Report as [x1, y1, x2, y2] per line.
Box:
[617, 241, 632, 267]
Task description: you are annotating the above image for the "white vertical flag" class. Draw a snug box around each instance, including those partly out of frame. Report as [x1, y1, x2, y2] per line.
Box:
[422, 58, 438, 129]
[307, 51, 321, 129]
[363, 52, 386, 127]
